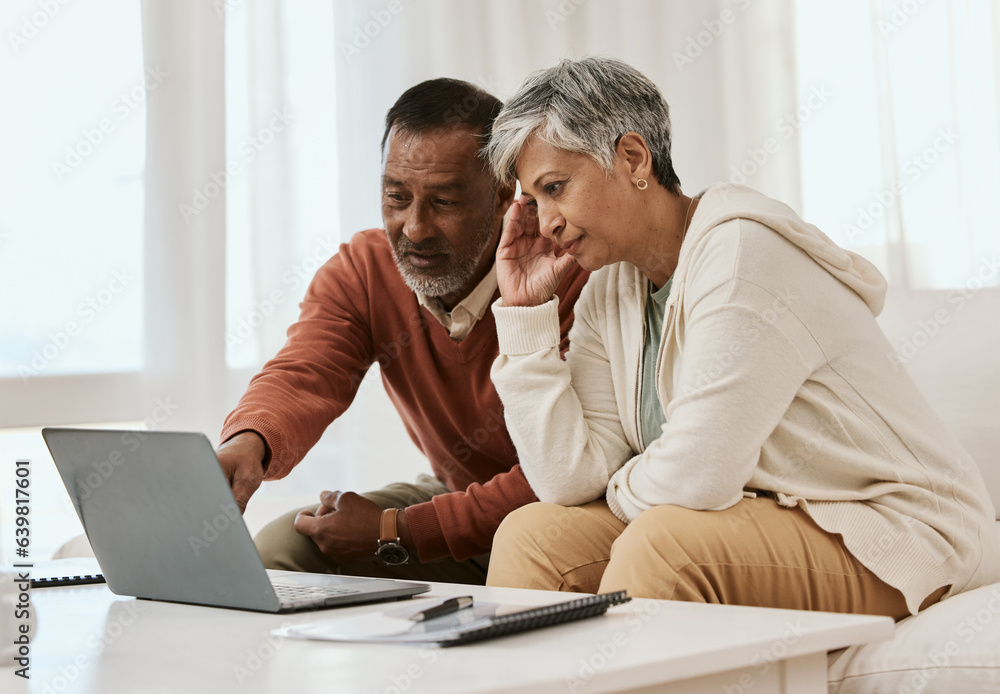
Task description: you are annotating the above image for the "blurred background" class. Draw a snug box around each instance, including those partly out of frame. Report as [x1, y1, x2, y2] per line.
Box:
[2, 0, 999, 561]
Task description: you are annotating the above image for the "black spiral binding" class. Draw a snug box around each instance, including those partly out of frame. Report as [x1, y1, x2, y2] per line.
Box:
[442, 590, 631, 647]
[30, 574, 106, 589]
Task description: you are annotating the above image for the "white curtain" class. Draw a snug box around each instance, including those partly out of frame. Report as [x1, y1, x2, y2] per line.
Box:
[140, 0, 228, 435]
[876, 0, 1000, 289]
[798, 0, 1000, 290]
[329, 0, 801, 236]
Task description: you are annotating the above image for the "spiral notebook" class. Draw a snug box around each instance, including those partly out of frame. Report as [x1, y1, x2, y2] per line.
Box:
[26, 558, 106, 589]
[273, 591, 631, 647]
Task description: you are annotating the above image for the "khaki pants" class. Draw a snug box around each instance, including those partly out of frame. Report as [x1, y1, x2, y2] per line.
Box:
[254, 474, 490, 585]
[487, 498, 944, 619]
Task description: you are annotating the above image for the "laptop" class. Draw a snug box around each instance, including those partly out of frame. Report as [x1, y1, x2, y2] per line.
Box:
[41, 427, 430, 613]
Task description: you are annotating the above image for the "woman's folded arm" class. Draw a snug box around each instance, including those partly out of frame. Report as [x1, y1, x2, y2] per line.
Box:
[491, 295, 632, 506]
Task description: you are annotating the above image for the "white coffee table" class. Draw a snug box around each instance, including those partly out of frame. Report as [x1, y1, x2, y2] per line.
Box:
[14, 578, 892, 694]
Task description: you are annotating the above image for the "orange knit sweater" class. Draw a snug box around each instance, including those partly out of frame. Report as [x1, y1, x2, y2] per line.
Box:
[221, 229, 589, 561]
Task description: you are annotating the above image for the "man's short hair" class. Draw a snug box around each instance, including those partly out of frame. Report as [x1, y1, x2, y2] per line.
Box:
[381, 78, 503, 157]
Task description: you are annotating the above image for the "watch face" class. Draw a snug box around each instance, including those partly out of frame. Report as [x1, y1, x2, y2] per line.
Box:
[377, 542, 409, 566]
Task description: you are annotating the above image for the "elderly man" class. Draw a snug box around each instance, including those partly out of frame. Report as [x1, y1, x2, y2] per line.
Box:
[216, 78, 589, 584]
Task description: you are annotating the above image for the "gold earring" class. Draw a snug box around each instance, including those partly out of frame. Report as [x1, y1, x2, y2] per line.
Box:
[636, 179, 648, 190]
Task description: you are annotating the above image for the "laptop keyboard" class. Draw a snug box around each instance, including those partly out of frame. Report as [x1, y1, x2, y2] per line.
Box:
[272, 583, 359, 606]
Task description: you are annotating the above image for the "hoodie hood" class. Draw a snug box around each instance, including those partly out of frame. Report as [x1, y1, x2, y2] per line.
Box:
[679, 183, 887, 315]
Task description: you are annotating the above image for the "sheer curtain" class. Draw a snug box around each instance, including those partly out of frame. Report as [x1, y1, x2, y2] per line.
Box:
[329, 0, 800, 235]
[140, 0, 228, 436]
[797, 0, 1000, 290]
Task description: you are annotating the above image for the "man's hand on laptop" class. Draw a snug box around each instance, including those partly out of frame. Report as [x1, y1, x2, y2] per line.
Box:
[215, 431, 266, 513]
[294, 491, 412, 561]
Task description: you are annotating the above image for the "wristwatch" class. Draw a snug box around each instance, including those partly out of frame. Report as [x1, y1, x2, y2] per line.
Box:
[375, 508, 410, 565]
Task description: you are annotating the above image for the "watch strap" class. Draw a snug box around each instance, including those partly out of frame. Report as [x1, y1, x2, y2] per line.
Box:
[379, 508, 400, 543]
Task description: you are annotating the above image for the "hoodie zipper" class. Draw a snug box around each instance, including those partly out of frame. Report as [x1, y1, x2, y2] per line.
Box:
[634, 282, 648, 449]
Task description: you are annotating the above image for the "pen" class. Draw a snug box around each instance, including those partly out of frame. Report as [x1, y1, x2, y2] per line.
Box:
[409, 596, 474, 622]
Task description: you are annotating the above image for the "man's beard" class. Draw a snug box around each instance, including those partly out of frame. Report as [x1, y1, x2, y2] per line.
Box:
[392, 209, 496, 300]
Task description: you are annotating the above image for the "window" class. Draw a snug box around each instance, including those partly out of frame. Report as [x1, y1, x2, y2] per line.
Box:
[796, 0, 1000, 289]
[1, 1, 146, 384]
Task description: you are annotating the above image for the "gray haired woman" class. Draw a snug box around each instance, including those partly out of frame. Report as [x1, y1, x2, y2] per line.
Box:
[485, 57, 998, 618]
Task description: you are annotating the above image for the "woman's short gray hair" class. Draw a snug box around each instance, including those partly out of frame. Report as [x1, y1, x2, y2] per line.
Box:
[486, 57, 681, 193]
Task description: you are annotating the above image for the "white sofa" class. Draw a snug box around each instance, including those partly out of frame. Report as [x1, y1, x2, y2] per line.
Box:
[827, 286, 1000, 693]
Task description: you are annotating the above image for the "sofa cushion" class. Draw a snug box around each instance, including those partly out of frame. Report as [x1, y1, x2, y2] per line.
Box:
[876, 287, 1000, 517]
[827, 579, 1000, 693]
[827, 287, 1000, 692]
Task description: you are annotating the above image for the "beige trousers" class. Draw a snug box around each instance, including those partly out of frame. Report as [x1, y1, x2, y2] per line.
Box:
[253, 474, 490, 585]
[487, 497, 944, 619]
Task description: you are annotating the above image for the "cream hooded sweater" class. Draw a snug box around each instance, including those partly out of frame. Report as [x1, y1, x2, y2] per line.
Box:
[491, 183, 999, 615]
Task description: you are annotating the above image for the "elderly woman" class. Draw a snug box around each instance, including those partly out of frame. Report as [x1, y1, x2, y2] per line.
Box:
[484, 57, 998, 618]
